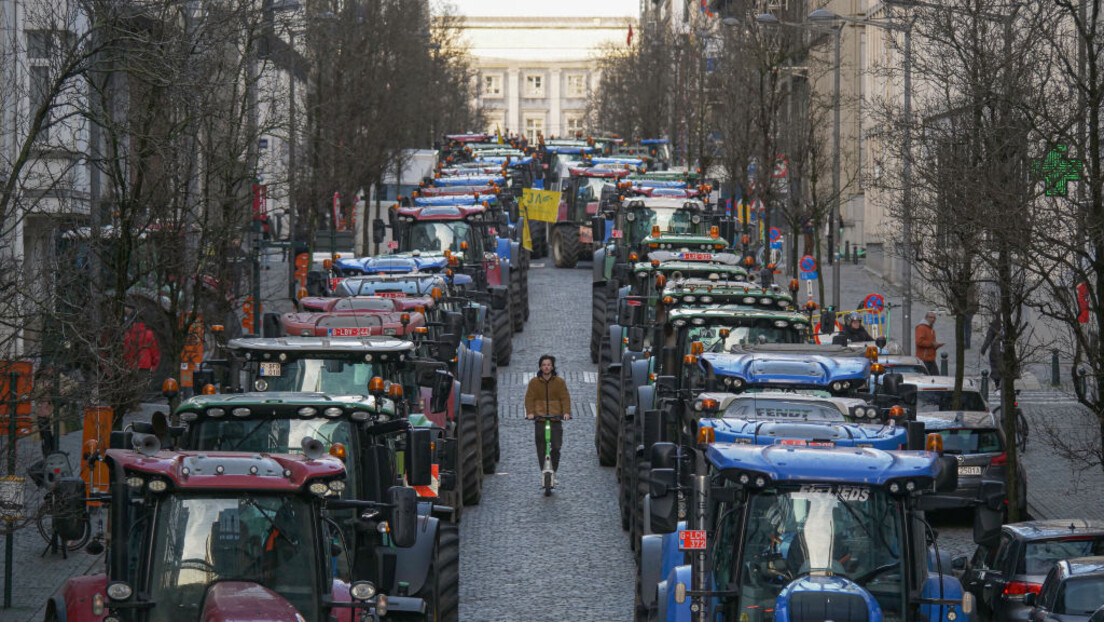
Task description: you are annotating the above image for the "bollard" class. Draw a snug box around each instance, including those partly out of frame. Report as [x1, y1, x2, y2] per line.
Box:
[845, 241, 851, 259]
[1079, 366, 1087, 395]
[1052, 350, 1061, 387]
[940, 351, 949, 376]
[852, 247, 859, 264]
[981, 369, 990, 396]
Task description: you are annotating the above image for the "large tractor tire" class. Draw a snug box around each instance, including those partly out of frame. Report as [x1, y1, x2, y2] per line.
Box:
[491, 305, 512, 367]
[551, 224, 579, 269]
[509, 278, 524, 333]
[458, 404, 483, 507]
[479, 388, 499, 474]
[617, 404, 635, 531]
[402, 521, 459, 622]
[520, 254, 530, 322]
[596, 369, 620, 467]
[590, 283, 612, 364]
[630, 459, 650, 554]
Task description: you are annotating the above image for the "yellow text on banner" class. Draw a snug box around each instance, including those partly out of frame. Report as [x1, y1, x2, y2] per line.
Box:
[519, 188, 562, 223]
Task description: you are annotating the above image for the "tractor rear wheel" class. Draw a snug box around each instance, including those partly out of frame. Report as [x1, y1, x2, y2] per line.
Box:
[479, 388, 499, 474]
[491, 305, 512, 366]
[459, 404, 483, 506]
[596, 368, 620, 467]
[590, 284, 606, 364]
[509, 278, 523, 332]
[551, 224, 579, 269]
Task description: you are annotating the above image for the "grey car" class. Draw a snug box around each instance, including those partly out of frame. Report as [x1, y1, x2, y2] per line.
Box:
[959, 521, 1104, 621]
[1026, 556, 1104, 621]
[916, 410, 1028, 517]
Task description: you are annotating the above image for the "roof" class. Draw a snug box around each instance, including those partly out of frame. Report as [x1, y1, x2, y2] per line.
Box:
[1062, 556, 1104, 577]
[1003, 520, 1104, 539]
[227, 336, 415, 355]
[179, 391, 380, 411]
[395, 205, 487, 220]
[625, 197, 703, 210]
[704, 443, 942, 485]
[899, 374, 981, 390]
[335, 255, 448, 274]
[639, 251, 741, 266]
[703, 418, 908, 449]
[107, 449, 345, 492]
[668, 307, 810, 323]
[703, 352, 870, 386]
[916, 411, 998, 429]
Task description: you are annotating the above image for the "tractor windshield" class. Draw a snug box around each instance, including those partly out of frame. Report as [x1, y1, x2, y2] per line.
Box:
[146, 494, 320, 622]
[685, 322, 805, 350]
[189, 419, 358, 496]
[408, 221, 473, 254]
[624, 207, 700, 242]
[731, 486, 907, 621]
[255, 359, 379, 395]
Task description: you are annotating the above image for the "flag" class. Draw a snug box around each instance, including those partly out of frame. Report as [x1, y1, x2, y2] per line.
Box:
[627, 24, 633, 46]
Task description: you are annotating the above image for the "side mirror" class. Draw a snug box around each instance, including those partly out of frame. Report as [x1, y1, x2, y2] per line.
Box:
[435, 339, 458, 364]
[654, 375, 677, 396]
[951, 555, 967, 571]
[373, 219, 387, 244]
[882, 373, 903, 396]
[387, 486, 418, 548]
[906, 421, 927, 451]
[627, 326, 645, 352]
[406, 428, 433, 487]
[649, 468, 679, 534]
[431, 370, 452, 414]
[875, 336, 887, 348]
[490, 287, 508, 311]
[650, 442, 678, 470]
[1022, 592, 1036, 607]
[934, 455, 959, 493]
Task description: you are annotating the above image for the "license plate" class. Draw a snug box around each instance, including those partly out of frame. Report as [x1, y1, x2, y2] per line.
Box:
[678, 252, 713, 261]
[377, 292, 406, 298]
[330, 327, 373, 337]
[958, 466, 982, 476]
[260, 363, 281, 377]
[679, 530, 707, 551]
[387, 241, 399, 249]
[611, 229, 623, 239]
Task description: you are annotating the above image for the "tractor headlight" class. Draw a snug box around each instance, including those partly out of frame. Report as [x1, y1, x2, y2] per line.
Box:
[329, 480, 346, 493]
[700, 296, 713, 303]
[742, 297, 757, 305]
[232, 408, 251, 417]
[684, 295, 696, 303]
[298, 407, 318, 417]
[147, 479, 168, 493]
[125, 476, 145, 489]
[691, 214, 702, 224]
[323, 407, 343, 418]
[206, 408, 226, 418]
[350, 581, 377, 601]
[106, 582, 133, 601]
[254, 379, 269, 391]
[626, 212, 637, 221]
[309, 481, 329, 496]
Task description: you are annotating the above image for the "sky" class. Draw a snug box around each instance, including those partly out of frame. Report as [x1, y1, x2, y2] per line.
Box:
[444, 0, 639, 18]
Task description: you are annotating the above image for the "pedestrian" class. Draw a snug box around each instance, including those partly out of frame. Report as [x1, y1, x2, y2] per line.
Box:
[980, 317, 1003, 387]
[964, 283, 979, 349]
[915, 311, 944, 376]
[31, 364, 79, 456]
[841, 313, 874, 343]
[524, 355, 571, 473]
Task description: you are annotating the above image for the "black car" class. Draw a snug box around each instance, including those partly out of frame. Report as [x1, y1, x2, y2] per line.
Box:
[1026, 556, 1104, 621]
[917, 410, 1028, 517]
[958, 520, 1104, 621]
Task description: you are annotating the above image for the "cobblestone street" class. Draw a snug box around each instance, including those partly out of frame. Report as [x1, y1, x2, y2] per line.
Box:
[458, 261, 635, 621]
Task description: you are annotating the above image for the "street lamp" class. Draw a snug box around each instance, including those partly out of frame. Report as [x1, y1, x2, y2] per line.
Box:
[755, 11, 842, 314]
[809, 6, 913, 355]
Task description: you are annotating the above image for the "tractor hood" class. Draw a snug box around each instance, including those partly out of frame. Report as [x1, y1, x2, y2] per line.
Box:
[201, 581, 303, 622]
[774, 575, 881, 622]
[336, 255, 448, 274]
[703, 352, 869, 390]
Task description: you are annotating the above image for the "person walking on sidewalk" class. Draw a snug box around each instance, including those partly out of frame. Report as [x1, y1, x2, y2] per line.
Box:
[915, 311, 944, 376]
[980, 317, 1003, 387]
[525, 355, 572, 472]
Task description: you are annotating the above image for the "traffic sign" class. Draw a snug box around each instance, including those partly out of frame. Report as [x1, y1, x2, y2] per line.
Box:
[770, 241, 782, 249]
[799, 255, 817, 272]
[769, 227, 781, 242]
[863, 294, 886, 314]
[800, 271, 818, 281]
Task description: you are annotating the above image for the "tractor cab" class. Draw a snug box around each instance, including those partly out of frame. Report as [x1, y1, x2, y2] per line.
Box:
[49, 442, 403, 622]
[641, 442, 971, 622]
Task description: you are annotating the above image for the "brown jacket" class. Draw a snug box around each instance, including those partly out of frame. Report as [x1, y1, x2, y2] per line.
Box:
[525, 374, 571, 416]
[915, 322, 939, 363]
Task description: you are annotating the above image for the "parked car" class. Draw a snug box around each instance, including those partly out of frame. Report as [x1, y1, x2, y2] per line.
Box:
[1025, 556, 1104, 621]
[958, 520, 1104, 621]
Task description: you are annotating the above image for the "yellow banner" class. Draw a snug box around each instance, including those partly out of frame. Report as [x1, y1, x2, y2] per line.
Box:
[521, 216, 532, 251]
[519, 188, 562, 223]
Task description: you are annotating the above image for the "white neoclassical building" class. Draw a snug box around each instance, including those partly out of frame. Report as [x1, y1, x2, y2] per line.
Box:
[460, 15, 637, 142]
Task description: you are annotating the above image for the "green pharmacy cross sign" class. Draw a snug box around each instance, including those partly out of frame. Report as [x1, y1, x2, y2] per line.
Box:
[1034, 144, 1082, 197]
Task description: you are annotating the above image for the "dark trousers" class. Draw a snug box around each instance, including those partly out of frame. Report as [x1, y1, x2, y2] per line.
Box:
[923, 360, 939, 376]
[534, 419, 563, 471]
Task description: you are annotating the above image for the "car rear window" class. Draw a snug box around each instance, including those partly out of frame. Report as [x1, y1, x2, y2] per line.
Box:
[1060, 576, 1104, 614]
[935, 428, 1003, 454]
[1020, 538, 1104, 575]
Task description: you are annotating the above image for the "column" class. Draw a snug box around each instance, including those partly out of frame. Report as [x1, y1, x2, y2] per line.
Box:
[549, 68, 562, 137]
[507, 68, 520, 135]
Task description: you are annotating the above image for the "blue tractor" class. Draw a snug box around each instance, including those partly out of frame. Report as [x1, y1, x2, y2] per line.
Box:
[638, 442, 976, 622]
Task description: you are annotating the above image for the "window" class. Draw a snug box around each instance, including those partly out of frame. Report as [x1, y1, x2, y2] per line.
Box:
[482, 73, 502, 98]
[564, 114, 585, 136]
[524, 74, 544, 97]
[566, 73, 587, 98]
[523, 115, 544, 144]
[26, 30, 72, 59]
[29, 65, 51, 140]
[484, 112, 505, 135]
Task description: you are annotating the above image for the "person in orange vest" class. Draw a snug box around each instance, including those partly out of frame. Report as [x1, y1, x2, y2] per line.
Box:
[915, 311, 944, 375]
[122, 305, 162, 395]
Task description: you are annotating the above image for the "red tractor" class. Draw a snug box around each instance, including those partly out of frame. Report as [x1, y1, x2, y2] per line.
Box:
[45, 435, 419, 621]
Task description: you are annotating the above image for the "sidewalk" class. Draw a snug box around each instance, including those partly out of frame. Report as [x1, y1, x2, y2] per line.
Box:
[0, 403, 164, 622]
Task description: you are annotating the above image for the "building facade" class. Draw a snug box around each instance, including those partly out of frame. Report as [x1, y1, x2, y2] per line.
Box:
[461, 15, 637, 142]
